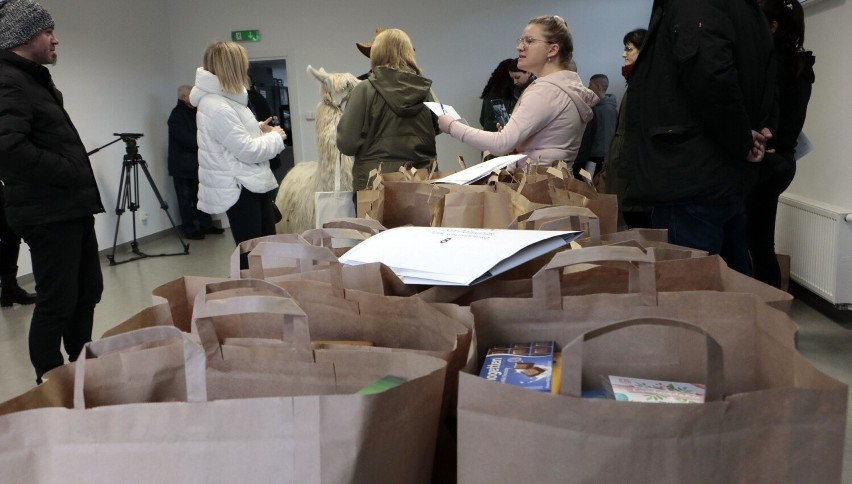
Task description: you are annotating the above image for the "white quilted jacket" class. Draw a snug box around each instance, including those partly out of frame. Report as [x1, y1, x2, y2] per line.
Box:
[189, 67, 284, 214]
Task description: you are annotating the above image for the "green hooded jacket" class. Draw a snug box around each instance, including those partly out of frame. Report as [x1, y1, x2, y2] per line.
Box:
[337, 66, 439, 191]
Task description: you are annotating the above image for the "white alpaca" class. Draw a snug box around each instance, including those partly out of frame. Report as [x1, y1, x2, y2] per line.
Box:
[275, 66, 359, 234]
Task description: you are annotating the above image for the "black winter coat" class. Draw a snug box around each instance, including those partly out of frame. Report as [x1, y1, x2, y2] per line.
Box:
[0, 50, 103, 228]
[167, 100, 199, 179]
[623, 0, 776, 206]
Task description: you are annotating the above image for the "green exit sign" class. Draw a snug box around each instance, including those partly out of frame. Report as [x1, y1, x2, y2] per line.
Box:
[231, 30, 260, 42]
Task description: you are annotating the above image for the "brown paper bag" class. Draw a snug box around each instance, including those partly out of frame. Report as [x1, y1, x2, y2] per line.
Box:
[239, 241, 414, 297]
[320, 217, 387, 234]
[229, 233, 309, 278]
[150, 275, 228, 332]
[300, 227, 371, 257]
[457, 316, 847, 483]
[381, 180, 446, 227]
[549, 250, 792, 312]
[189, 279, 315, 363]
[101, 295, 174, 338]
[471, 246, 800, 394]
[511, 166, 619, 234]
[509, 205, 601, 239]
[440, 186, 513, 228]
[0, 325, 448, 484]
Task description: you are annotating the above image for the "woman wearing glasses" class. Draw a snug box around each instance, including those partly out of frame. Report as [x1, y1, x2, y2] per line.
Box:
[439, 15, 597, 170]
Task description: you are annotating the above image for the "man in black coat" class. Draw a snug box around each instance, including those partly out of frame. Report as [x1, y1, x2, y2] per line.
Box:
[624, 0, 776, 276]
[0, 0, 105, 384]
[168, 84, 220, 239]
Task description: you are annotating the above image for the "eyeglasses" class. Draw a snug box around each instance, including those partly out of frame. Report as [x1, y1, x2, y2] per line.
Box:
[517, 37, 550, 48]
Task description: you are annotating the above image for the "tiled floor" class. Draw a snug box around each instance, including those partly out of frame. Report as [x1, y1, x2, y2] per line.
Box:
[0, 231, 850, 480]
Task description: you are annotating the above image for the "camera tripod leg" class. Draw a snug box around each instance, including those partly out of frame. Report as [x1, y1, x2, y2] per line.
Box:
[107, 153, 191, 265]
[107, 160, 133, 265]
[137, 158, 190, 253]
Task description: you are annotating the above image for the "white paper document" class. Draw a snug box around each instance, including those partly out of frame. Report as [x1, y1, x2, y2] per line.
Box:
[424, 101, 461, 120]
[338, 227, 583, 286]
[795, 132, 812, 160]
[428, 154, 528, 185]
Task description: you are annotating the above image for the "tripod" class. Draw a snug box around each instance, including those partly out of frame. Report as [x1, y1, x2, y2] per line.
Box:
[88, 133, 190, 265]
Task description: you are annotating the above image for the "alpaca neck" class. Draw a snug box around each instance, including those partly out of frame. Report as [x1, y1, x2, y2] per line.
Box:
[321, 97, 345, 112]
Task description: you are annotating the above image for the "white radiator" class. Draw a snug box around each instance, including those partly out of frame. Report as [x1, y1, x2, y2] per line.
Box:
[776, 193, 852, 308]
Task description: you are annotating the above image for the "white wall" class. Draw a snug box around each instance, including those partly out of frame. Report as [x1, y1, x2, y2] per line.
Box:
[14, 0, 851, 277]
[14, 0, 178, 275]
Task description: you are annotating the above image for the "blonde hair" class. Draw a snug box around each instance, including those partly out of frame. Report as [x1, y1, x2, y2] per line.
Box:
[528, 15, 574, 70]
[369, 29, 421, 75]
[202, 41, 250, 93]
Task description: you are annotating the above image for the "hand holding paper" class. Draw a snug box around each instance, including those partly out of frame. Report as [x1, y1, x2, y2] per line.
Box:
[424, 102, 461, 119]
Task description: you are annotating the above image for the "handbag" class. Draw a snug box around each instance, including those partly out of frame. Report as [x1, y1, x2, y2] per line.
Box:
[314, 154, 355, 229]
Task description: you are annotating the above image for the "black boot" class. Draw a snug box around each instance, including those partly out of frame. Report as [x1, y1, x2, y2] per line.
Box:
[0, 273, 36, 307]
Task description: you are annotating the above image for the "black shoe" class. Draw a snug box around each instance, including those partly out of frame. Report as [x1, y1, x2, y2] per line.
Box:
[1, 285, 37, 307]
[203, 226, 225, 235]
[183, 231, 205, 240]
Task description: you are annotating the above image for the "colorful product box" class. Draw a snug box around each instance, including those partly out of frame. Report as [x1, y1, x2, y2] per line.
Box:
[479, 341, 555, 393]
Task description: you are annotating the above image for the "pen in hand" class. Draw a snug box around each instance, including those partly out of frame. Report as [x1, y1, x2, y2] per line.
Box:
[440, 103, 446, 115]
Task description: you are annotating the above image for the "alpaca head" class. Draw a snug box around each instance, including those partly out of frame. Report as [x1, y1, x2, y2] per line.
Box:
[307, 65, 360, 110]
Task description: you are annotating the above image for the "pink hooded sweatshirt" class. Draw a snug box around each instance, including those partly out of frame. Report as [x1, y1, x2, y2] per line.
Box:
[446, 70, 597, 167]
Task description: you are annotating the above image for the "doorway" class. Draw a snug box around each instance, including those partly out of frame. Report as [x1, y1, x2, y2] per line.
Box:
[248, 59, 295, 183]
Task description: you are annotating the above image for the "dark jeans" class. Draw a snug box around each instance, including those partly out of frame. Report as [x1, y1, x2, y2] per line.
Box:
[226, 188, 276, 269]
[746, 154, 796, 288]
[16, 216, 103, 382]
[0, 184, 22, 275]
[173, 177, 213, 235]
[651, 202, 753, 276]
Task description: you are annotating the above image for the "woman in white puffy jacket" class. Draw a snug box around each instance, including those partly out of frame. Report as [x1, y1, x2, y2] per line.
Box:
[189, 41, 286, 267]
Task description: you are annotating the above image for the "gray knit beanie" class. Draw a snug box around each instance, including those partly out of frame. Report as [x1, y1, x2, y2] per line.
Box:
[0, 0, 55, 50]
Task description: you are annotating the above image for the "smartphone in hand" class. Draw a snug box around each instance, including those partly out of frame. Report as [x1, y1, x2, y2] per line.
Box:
[490, 99, 510, 127]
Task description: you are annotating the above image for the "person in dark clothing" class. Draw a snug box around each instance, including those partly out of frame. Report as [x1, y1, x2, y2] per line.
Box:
[573, 74, 617, 180]
[167, 84, 221, 240]
[747, 0, 815, 288]
[0, 182, 37, 307]
[0, 0, 104, 384]
[478, 58, 515, 133]
[601, 29, 650, 230]
[624, 0, 777, 276]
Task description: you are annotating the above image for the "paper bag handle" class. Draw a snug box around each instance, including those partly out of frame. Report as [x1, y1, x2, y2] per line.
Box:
[191, 281, 312, 360]
[301, 228, 371, 248]
[320, 217, 387, 235]
[74, 326, 207, 409]
[334, 153, 343, 192]
[200, 278, 290, 300]
[192, 298, 312, 361]
[229, 234, 309, 279]
[532, 245, 657, 309]
[561, 317, 724, 402]
[510, 206, 601, 241]
[243, 242, 344, 297]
